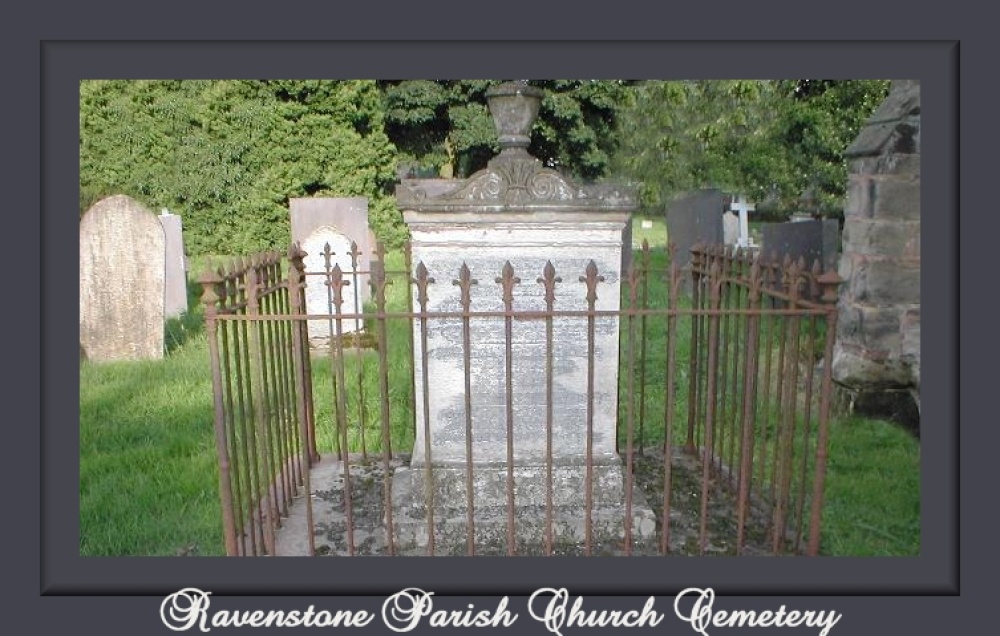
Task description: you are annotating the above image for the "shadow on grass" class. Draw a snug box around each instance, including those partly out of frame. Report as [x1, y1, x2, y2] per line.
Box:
[165, 277, 206, 354]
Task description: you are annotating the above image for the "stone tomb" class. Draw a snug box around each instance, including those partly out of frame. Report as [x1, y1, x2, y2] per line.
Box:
[392, 82, 655, 554]
[80, 195, 165, 362]
[289, 197, 371, 341]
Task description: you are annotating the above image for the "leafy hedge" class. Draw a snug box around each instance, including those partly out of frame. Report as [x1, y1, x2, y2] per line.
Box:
[80, 80, 403, 255]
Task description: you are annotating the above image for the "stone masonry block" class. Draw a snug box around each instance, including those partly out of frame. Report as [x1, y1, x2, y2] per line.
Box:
[845, 175, 874, 219]
[873, 177, 920, 221]
[852, 259, 921, 305]
[836, 304, 903, 356]
[842, 219, 920, 259]
[850, 154, 920, 178]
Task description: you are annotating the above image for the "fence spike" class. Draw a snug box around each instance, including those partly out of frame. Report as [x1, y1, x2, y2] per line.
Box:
[453, 262, 478, 311]
[537, 260, 562, 306]
[495, 261, 521, 304]
[349, 240, 361, 268]
[579, 260, 605, 305]
[414, 262, 434, 307]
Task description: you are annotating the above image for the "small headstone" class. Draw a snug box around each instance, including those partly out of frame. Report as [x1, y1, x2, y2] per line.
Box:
[640, 219, 653, 229]
[665, 188, 727, 273]
[301, 226, 364, 339]
[290, 197, 372, 344]
[722, 211, 740, 246]
[80, 195, 165, 361]
[158, 209, 188, 319]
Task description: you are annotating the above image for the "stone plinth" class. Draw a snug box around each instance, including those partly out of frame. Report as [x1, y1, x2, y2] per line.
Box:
[392, 81, 653, 554]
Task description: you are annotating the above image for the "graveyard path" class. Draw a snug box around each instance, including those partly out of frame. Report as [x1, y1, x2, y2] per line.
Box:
[273, 449, 778, 557]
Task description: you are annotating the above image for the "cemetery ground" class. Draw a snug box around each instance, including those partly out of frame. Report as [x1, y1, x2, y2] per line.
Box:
[79, 247, 919, 558]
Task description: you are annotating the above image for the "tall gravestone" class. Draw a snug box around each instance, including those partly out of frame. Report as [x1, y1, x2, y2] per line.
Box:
[393, 81, 655, 554]
[289, 197, 371, 341]
[158, 210, 189, 319]
[665, 189, 727, 295]
[665, 188, 727, 272]
[80, 195, 165, 362]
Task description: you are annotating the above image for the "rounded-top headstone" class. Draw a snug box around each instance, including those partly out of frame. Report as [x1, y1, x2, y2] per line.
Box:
[80, 195, 166, 362]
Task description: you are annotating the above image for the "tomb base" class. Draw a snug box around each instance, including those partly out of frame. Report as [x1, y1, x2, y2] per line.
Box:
[389, 457, 657, 555]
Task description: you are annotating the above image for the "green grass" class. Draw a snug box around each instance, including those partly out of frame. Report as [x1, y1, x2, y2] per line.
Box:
[819, 416, 921, 555]
[631, 214, 669, 249]
[79, 246, 920, 557]
[80, 332, 223, 556]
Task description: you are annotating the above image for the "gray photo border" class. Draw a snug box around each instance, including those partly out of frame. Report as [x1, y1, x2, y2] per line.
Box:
[15, 4, 984, 633]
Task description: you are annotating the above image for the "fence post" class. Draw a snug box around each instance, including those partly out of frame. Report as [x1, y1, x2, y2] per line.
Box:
[200, 267, 239, 557]
[372, 242, 396, 556]
[538, 260, 561, 556]
[580, 260, 604, 557]
[686, 243, 704, 452]
[454, 262, 478, 556]
[735, 255, 763, 553]
[699, 260, 722, 554]
[772, 257, 804, 553]
[807, 270, 843, 556]
[286, 243, 315, 556]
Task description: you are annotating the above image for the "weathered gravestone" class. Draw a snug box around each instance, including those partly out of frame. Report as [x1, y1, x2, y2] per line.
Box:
[300, 225, 364, 338]
[665, 189, 726, 263]
[760, 218, 840, 274]
[393, 81, 655, 554]
[722, 211, 740, 246]
[80, 195, 165, 362]
[158, 209, 188, 319]
[289, 197, 371, 342]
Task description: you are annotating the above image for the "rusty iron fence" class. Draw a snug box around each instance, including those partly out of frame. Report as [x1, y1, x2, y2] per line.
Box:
[198, 250, 318, 557]
[200, 240, 841, 557]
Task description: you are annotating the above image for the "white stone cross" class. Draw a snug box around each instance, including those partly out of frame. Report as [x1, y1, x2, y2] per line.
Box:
[729, 194, 756, 249]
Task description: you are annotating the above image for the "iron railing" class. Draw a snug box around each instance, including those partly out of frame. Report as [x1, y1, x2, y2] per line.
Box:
[200, 240, 841, 557]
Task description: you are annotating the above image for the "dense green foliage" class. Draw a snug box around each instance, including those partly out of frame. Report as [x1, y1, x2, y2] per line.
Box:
[80, 79, 889, 256]
[612, 80, 890, 217]
[80, 80, 401, 254]
[380, 79, 635, 180]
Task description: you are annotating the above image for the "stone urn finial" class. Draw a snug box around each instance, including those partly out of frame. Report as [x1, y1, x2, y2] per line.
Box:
[485, 80, 544, 157]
